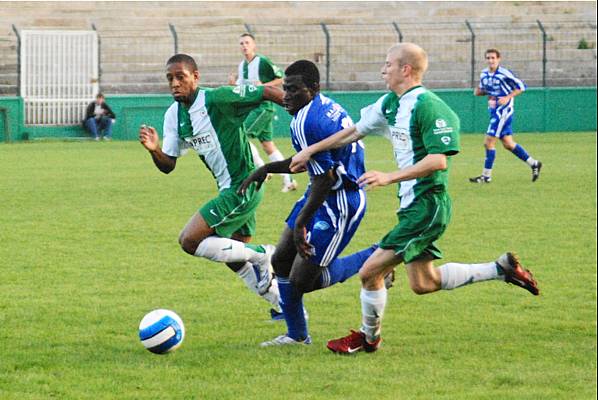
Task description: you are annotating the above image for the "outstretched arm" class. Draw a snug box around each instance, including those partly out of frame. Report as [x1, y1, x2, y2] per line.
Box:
[139, 125, 176, 174]
[358, 154, 447, 189]
[289, 125, 364, 173]
[237, 157, 293, 195]
[262, 86, 284, 107]
[293, 170, 336, 259]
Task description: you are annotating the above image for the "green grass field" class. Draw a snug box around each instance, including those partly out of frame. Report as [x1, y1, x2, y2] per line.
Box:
[0, 132, 596, 399]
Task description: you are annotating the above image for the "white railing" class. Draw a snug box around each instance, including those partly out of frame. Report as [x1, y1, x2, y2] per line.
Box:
[21, 30, 98, 125]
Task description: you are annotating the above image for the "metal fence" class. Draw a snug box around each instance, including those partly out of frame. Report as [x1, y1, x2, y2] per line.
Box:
[4, 19, 596, 103]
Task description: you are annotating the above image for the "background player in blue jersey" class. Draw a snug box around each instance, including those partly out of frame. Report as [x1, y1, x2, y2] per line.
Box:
[238, 60, 376, 346]
[470, 48, 542, 183]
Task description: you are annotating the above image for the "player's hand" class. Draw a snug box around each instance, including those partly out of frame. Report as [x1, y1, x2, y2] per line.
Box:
[497, 96, 510, 106]
[139, 125, 159, 152]
[227, 73, 237, 85]
[237, 166, 268, 195]
[357, 170, 392, 190]
[289, 150, 310, 173]
[293, 225, 314, 259]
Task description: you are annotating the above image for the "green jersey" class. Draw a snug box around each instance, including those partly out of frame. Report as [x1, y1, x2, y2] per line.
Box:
[162, 85, 265, 191]
[236, 54, 283, 112]
[355, 86, 460, 209]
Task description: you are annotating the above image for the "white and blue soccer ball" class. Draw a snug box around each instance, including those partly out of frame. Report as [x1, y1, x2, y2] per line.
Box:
[139, 309, 185, 354]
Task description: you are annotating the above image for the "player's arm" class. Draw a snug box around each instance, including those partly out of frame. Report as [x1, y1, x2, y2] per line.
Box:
[262, 85, 284, 106]
[139, 125, 177, 174]
[474, 87, 485, 96]
[497, 88, 523, 105]
[289, 125, 364, 172]
[237, 157, 295, 195]
[358, 154, 447, 189]
[293, 170, 336, 259]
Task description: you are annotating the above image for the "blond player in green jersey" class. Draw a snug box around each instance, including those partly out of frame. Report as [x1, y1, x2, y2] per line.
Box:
[229, 33, 298, 193]
[139, 54, 285, 317]
[290, 43, 540, 354]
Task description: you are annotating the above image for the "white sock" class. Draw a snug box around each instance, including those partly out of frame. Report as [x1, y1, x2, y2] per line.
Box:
[360, 288, 387, 343]
[525, 156, 537, 167]
[483, 168, 492, 177]
[250, 142, 265, 168]
[438, 262, 504, 290]
[268, 150, 293, 184]
[194, 236, 266, 264]
[236, 263, 279, 307]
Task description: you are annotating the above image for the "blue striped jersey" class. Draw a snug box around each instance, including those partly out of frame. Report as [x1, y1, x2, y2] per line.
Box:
[290, 93, 365, 190]
[479, 66, 526, 98]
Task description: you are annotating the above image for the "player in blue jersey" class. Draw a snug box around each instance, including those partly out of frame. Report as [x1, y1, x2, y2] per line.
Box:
[470, 48, 542, 183]
[238, 60, 377, 346]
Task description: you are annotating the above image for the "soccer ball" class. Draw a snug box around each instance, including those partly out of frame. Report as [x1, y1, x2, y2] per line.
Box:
[138, 309, 185, 354]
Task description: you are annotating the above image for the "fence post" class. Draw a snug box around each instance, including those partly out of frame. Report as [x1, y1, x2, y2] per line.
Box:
[320, 22, 330, 90]
[91, 23, 101, 87]
[536, 19, 547, 87]
[392, 22, 403, 42]
[465, 20, 475, 88]
[168, 23, 178, 54]
[244, 23, 253, 35]
[11, 24, 20, 97]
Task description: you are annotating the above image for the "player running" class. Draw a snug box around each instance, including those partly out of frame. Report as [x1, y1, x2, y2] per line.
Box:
[290, 43, 540, 354]
[139, 54, 282, 316]
[239, 60, 377, 346]
[229, 33, 298, 193]
[469, 48, 542, 183]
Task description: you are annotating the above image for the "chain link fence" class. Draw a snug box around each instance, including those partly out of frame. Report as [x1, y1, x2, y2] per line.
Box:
[2, 19, 596, 96]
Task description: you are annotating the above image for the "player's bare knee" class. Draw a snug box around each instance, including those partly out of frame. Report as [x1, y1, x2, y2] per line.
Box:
[179, 233, 199, 255]
[271, 251, 292, 277]
[289, 274, 311, 294]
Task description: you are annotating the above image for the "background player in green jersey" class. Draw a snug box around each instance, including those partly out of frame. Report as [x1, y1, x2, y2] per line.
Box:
[139, 54, 284, 317]
[229, 33, 298, 193]
[290, 43, 540, 354]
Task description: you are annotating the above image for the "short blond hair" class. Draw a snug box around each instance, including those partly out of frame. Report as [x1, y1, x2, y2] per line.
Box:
[388, 43, 428, 80]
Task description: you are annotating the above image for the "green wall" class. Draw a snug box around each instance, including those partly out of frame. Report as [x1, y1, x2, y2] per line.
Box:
[0, 97, 23, 142]
[0, 87, 595, 142]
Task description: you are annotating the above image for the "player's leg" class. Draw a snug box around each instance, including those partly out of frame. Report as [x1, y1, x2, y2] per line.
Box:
[307, 188, 373, 292]
[248, 141, 265, 168]
[99, 116, 113, 140]
[470, 111, 499, 183]
[229, 231, 280, 310]
[180, 187, 271, 265]
[179, 212, 271, 264]
[327, 247, 399, 354]
[501, 135, 542, 182]
[84, 118, 100, 140]
[261, 227, 312, 346]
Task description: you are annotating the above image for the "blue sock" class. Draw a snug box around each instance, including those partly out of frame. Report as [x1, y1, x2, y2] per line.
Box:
[484, 148, 496, 169]
[319, 244, 378, 289]
[277, 276, 308, 341]
[511, 144, 530, 162]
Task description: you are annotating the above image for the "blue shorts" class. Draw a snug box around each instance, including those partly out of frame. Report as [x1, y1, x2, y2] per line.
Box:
[286, 187, 366, 267]
[486, 103, 514, 138]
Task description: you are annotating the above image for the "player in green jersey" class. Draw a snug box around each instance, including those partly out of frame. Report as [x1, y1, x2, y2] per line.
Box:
[290, 43, 540, 354]
[139, 54, 285, 316]
[229, 33, 298, 193]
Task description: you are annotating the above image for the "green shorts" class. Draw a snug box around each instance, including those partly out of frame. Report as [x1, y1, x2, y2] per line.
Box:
[244, 102, 274, 142]
[199, 183, 264, 238]
[379, 190, 452, 263]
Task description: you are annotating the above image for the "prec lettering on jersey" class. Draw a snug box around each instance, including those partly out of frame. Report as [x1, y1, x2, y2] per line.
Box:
[185, 130, 216, 155]
[390, 126, 411, 151]
[325, 103, 343, 122]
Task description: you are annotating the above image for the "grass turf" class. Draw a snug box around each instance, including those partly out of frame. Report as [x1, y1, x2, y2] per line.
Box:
[0, 132, 596, 399]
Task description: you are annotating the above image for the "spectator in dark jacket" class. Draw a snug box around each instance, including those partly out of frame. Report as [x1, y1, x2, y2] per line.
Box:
[84, 93, 116, 141]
